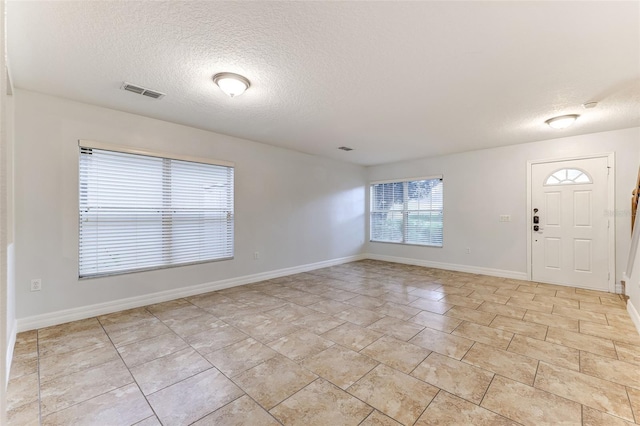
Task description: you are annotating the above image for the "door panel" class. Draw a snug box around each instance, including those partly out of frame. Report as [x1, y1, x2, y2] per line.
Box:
[573, 239, 591, 272]
[545, 192, 561, 226]
[531, 157, 609, 290]
[544, 238, 561, 269]
[573, 192, 591, 227]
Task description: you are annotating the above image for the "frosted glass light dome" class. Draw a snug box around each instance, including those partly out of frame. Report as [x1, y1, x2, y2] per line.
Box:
[545, 114, 579, 129]
[213, 72, 250, 98]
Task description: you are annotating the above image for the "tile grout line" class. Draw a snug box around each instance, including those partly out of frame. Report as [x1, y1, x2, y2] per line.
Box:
[37, 318, 158, 423]
[21, 262, 639, 426]
[477, 372, 497, 407]
[184, 393, 256, 426]
[410, 388, 440, 426]
[624, 387, 638, 424]
[98, 315, 163, 425]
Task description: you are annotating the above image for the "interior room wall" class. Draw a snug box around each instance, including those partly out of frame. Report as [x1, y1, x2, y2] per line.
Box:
[365, 127, 640, 287]
[13, 89, 366, 327]
[627, 154, 640, 332]
[1, 0, 14, 420]
[4, 88, 14, 378]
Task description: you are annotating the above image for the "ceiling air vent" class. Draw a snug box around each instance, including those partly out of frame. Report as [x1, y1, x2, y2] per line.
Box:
[338, 146, 354, 151]
[121, 82, 165, 99]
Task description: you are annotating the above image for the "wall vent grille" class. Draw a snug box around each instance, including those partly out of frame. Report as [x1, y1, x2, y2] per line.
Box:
[121, 82, 165, 99]
[338, 146, 354, 151]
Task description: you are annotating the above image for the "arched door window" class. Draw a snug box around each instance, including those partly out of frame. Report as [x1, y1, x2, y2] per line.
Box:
[544, 168, 592, 186]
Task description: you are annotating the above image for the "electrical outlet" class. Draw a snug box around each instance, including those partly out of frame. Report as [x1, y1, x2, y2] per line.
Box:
[254, 251, 260, 260]
[499, 215, 511, 222]
[31, 279, 42, 292]
[465, 248, 471, 254]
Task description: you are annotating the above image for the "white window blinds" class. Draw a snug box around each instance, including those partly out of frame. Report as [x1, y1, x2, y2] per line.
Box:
[370, 177, 443, 247]
[79, 143, 234, 278]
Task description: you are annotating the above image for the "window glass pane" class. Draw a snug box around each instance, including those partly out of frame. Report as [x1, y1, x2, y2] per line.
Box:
[545, 168, 592, 186]
[371, 182, 404, 211]
[566, 169, 581, 180]
[574, 174, 590, 183]
[371, 211, 403, 243]
[370, 177, 443, 247]
[79, 147, 234, 278]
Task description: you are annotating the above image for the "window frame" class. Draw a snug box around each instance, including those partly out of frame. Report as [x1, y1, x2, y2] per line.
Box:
[78, 140, 235, 279]
[544, 168, 593, 186]
[369, 175, 444, 247]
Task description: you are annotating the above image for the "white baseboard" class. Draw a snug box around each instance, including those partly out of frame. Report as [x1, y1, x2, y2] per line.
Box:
[365, 253, 528, 281]
[17, 254, 365, 332]
[6, 319, 17, 387]
[628, 300, 640, 336]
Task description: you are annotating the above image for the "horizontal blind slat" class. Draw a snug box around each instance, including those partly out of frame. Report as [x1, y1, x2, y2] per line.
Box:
[79, 147, 234, 277]
[370, 178, 443, 247]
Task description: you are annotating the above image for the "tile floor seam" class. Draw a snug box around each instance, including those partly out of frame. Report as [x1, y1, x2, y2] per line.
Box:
[532, 359, 541, 388]
[266, 376, 322, 412]
[468, 381, 526, 426]
[407, 352, 432, 378]
[411, 388, 440, 426]
[476, 369, 497, 408]
[40, 382, 138, 423]
[11, 262, 640, 426]
[457, 338, 476, 360]
[505, 329, 516, 349]
[98, 317, 163, 424]
[534, 360, 638, 420]
[343, 369, 395, 409]
[307, 351, 381, 391]
[540, 315, 550, 341]
[271, 376, 378, 421]
[625, 387, 639, 424]
[115, 328, 187, 353]
[577, 363, 640, 394]
[197, 350, 271, 417]
[184, 392, 248, 426]
[447, 319, 465, 335]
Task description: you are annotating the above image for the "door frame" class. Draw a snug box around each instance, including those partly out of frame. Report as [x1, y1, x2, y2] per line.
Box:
[526, 152, 616, 292]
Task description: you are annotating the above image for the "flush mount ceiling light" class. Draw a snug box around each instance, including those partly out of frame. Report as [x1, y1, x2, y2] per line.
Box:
[545, 114, 580, 129]
[212, 72, 250, 98]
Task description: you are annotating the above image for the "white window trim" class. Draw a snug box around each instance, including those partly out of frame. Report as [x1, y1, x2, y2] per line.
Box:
[370, 175, 443, 185]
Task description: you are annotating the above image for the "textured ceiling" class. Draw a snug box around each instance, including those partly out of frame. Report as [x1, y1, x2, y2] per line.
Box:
[7, 1, 640, 166]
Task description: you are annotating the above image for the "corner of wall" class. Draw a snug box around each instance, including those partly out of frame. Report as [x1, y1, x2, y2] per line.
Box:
[1, 0, 12, 422]
[4, 319, 15, 387]
[364, 253, 528, 280]
[627, 298, 640, 336]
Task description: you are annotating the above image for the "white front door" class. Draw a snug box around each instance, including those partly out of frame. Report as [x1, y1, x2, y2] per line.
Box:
[531, 157, 610, 291]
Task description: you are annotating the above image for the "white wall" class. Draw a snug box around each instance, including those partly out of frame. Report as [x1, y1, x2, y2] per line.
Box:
[1, 0, 14, 421]
[14, 89, 366, 323]
[366, 127, 640, 285]
[4, 89, 15, 378]
[627, 152, 640, 332]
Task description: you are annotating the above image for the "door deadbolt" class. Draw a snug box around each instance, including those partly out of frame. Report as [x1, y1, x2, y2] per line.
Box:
[533, 216, 539, 224]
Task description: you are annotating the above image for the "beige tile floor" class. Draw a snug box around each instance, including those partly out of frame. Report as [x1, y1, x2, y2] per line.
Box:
[6, 260, 640, 425]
